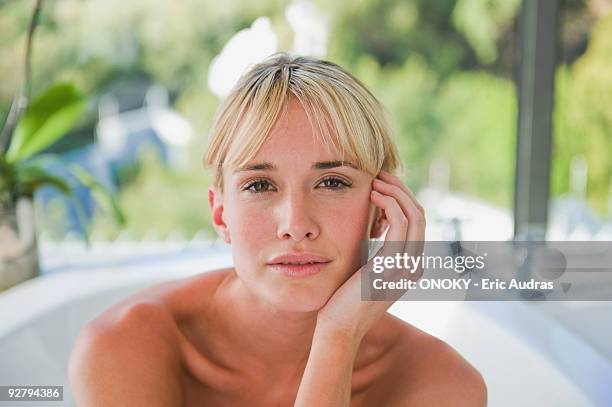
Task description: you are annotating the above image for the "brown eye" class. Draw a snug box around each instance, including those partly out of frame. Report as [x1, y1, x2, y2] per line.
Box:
[243, 179, 275, 193]
[319, 176, 351, 190]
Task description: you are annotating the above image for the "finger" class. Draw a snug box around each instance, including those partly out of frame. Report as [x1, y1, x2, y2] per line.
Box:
[370, 190, 421, 283]
[373, 179, 425, 242]
[377, 171, 424, 215]
[370, 190, 408, 242]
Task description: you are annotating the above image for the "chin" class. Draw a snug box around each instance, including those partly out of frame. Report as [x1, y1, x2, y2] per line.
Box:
[265, 283, 331, 313]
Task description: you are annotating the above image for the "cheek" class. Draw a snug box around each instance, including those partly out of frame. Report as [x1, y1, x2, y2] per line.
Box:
[228, 202, 275, 244]
[324, 194, 373, 275]
[225, 202, 274, 277]
[326, 193, 372, 236]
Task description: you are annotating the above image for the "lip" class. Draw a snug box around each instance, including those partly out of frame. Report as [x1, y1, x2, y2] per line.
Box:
[267, 253, 331, 265]
[267, 253, 332, 278]
[267, 262, 330, 278]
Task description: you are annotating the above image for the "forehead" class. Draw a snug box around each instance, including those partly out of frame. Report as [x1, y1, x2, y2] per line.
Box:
[252, 98, 343, 160]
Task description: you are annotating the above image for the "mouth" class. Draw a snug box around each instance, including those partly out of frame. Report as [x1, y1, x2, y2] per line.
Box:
[267, 253, 332, 278]
[267, 262, 331, 278]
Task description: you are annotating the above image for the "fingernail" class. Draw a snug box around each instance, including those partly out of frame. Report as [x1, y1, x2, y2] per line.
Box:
[371, 190, 381, 195]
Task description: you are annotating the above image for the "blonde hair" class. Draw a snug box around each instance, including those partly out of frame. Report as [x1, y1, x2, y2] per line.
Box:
[203, 52, 402, 191]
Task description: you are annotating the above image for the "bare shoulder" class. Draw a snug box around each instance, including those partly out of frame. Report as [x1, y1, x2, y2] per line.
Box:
[68, 268, 233, 406]
[68, 300, 184, 406]
[377, 315, 487, 407]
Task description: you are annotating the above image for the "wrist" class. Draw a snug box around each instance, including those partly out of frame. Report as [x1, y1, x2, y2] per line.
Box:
[310, 327, 361, 368]
[314, 317, 365, 350]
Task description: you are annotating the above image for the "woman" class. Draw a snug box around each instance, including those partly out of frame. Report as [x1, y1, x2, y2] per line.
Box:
[69, 53, 487, 406]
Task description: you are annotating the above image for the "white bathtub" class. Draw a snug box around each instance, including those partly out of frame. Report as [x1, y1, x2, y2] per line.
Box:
[0, 248, 610, 407]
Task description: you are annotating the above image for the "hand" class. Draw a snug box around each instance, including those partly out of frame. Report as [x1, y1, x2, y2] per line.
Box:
[315, 170, 426, 341]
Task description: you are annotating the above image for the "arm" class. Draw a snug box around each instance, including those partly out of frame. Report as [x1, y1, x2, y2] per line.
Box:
[294, 325, 361, 407]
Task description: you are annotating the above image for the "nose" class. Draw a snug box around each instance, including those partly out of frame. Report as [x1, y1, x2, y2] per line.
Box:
[275, 191, 320, 242]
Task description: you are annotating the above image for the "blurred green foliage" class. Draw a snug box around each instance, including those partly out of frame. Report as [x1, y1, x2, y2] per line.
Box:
[6, 83, 85, 163]
[1, 0, 610, 239]
[552, 14, 612, 215]
[89, 143, 212, 240]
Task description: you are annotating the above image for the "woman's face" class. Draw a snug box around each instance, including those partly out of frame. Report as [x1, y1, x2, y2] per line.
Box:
[210, 99, 383, 312]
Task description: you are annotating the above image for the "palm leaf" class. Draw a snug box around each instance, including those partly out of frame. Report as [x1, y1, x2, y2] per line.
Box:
[6, 83, 85, 163]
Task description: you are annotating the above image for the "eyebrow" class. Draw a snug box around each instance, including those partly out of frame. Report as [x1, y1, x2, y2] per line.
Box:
[232, 160, 358, 174]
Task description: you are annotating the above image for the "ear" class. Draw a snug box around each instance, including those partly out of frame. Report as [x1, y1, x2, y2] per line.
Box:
[369, 206, 388, 239]
[208, 185, 231, 244]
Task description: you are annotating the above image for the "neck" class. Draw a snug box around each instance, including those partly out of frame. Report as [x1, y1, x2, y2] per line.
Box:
[208, 271, 320, 374]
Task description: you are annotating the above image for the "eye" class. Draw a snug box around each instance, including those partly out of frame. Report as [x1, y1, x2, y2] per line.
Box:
[319, 176, 352, 190]
[243, 178, 276, 194]
[242, 176, 352, 194]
